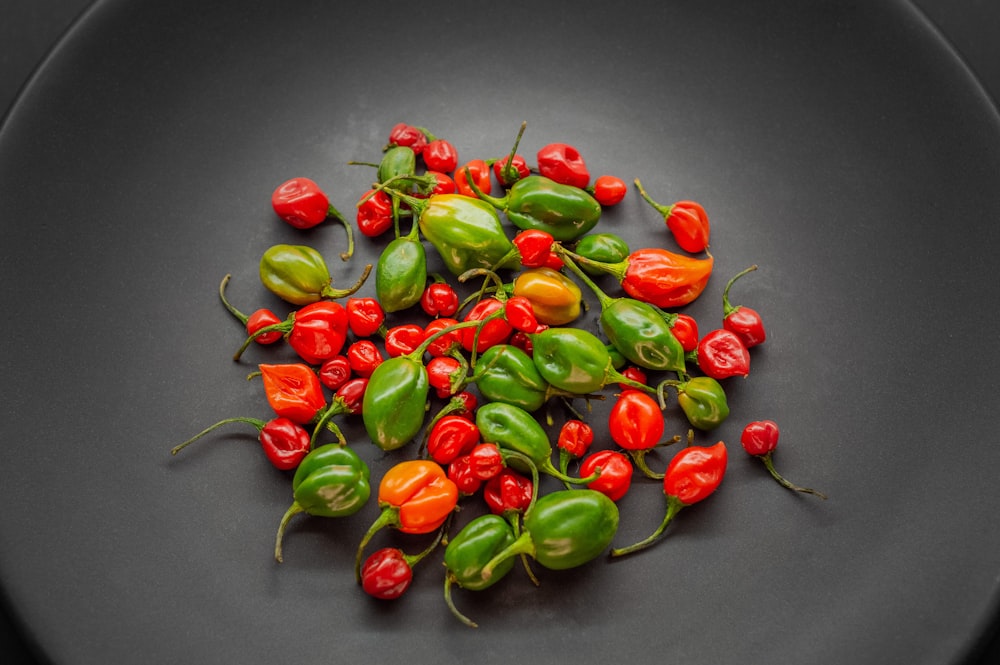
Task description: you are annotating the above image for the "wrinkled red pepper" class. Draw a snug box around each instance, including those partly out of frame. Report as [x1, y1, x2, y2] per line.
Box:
[537, 142, 590, 188]
[258, 363, 327, 425]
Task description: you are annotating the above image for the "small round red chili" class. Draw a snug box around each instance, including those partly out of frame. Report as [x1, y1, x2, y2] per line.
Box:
[512, 230, 556, 269]
[557, 420, 594, 459]
[218, 274, 283, 345]
[536, 142, 590, 188]
[483, 467, 533, 516]
[386, 122, 427, 154]
[285, 301, 349, 365]
[460, 298, 512, 353]
[671, 313, 700, 353]
[504, 296, 540, 334]
[427, 415, 480, 465]
[447, 454, 483, 495]
[449, 391, 478, 419]
[360, 547, 414, 600]
[271, 177, 335, 230]
[356, 189, 395, 238]
[722, 265, 766, 348]
[423, 139, 459, 173]
[609, 389, 664, 452]
[455, 159, 492, 198]
[318, 355, 351, 391]
[420, 281, 460, 318]
[740, 420, 826, 499]
[170, 415, 312, 471]
[468, 443, 504, 481]
[423, 317, 462, 359]
[384, 323, 425, 358]
[493, 154, 531, 187]
[346, 297, 385, 338]
[618, 366, 648, 390]
[590, 175, 627, 206]
[347, 340, 383, 378]
[580, 450, 633, 502]
[509, 331, 533, 355]
[634, 179, 710, 253]
[697, 329, 751, 379]
[427, 356, 464, 397]
[334, 377, 368, 415]
[413, 171, 457, 198]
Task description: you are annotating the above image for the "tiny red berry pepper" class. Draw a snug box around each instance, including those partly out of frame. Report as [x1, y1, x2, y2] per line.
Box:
[386, 122, 427, 154]
[580, 450, 633, 502]
[556, 419, 595, 482]
[423, 139, 459, 173]
[318, 355, 351, 391]
[360, 530, 443, 601]
[170, 415, 311, 471]
[741, 420, 826, 499]
[347, 340, 383, 378]
[589, 175, 628, 207]
[609, 389, 677, 479]
[426, 415, 481, 465]
[634, 178, 710, 254]
[420, 279, 460, 318]
[356, 189, 395, 238]
[722, 265, 767, 348]
[346, 297, 386, 338]
[218, 274, 283, 345]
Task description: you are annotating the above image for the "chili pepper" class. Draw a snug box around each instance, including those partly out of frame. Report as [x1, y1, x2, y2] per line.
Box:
[356, 189, 395, 238]
[740, 420, 827, 499]
[510, 331, 533, 355]
[492, 154, 530, 187]
[414, 170, 457, 197]
[619, 366, 647, 389]
[355, 459, 459, 579]
[556, 419, 594, 484]
[331, 377, 367, 415]
[696, 328, 751, 379]
[610, 441, 727, 557]
[634, 179, 710, 253]
[258, 363, 326, 425]
[318, 355, 351, 391]
[384, 323, 425, 358]
[347, 340, 383, 378]
[504, 296, 540, 333]
[470, 343, 566, 413]
[378, 180, 516, 277]
[482, 489, 618, 578]
[423, 139, 459, 173]
[530, 326, 652, 395]
[420, 278, 460, 318]
[218, 274, 283, 345]
[234, 300, 349, 364]
[447, 454, 483, 495]
[466, 174, 602, 242]
[670, 313, 700, 352]
[375, 223, 427, 314]
[560, 253, 686, 373]
[658, 375, 730, 431]
[508, 230, 556, 269]
[259, 244, 371, 306]
[426, 415, 480, 465]
[459, 297, 512, 353]
[722, 265, 766, 348]
[385, 122, 427, 154]
[556, 245, 713, 310]
[468, 443, 504, 481]
[610, 390, 664, 452]
[170, 415, 311, 471]
[345, 297, 385, 338]
[443, 514, 518, 628]
[377, 145, 418, 185]
[454, 159, 492, 198]
[360, 537, 444, 602]
[273, 443, 371, 562]
[426, 355, 465, 397]
[573, 233, 630, 276]
[580, 450, 633, 502]
[475, 402, 596, 484]
[587, 175, 628, 207]
[422, 317, 462, 358]
[483, 467, 534, 516]
[536, 142, 590, 189]
[511, 267, 582, 326]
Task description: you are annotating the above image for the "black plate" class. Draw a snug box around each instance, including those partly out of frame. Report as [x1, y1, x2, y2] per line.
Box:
[3, 1, 1000, 663]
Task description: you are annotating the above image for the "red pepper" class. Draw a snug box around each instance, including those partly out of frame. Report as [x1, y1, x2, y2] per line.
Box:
[722, 265, 766, 348]
[258, 363, 327, 425]
[537, 142, 590, 188]
[420, 280, 460, 318]
[609, 390, 664, 452]
[360, 547, 414, 600]
[286, 301, 349, 365]
[509, 330, 533, 355]
[512, 230, 556, 268]
[318, 355, 351, 391]
[422, 317, 462, 359]
[618, 366, 648, 389]
[386, 122, 427, 155]
[671, 313, 700, 353]
[356, 189, 395, 238]
[580, 450, 633, 502]
[493, 154, 531, 187]
[426, 415, 480, 465]
[590, 175, 628, 206]
[347, 340, 383, 378]
[271, 177, 337, 230]
[468, 443, 504, 481]
[333, 377, 368, 415]
[504, 296, 540, 333]
[426, 356, 464, 397]
[634, 179, 710, 253]
[697, 329, 751, 379]
[483, 467, 533, 516]
[740, 420, 826, 499]
[451, 391, 478, 418]
[170, 415, 312, 472]
[460, 298, 512, 353]
[455, 159, 492, 198]
[384, 323, 425, 358]
[557, 419, 594, 459]
[447, 454, 483, 495]
[346, 297, 385, 338]
[423, 139, 459, 173]
[412, 171, 457, 198]
[246, 309, 283, 345]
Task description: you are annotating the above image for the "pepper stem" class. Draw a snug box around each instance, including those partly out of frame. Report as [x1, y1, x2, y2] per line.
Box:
[480, 531, 535, 582]
[633, 178, 674, 217]
[443, 575, 478, 628]
[500, 121, 527, 186]
[609, 494, 686, 557]
[461, 165, 509, 210]
[170, 416, 266, 455]
[553, 244, 628, 282]
[319, 261, 373, 299]
[218, 274, 249, 324]
[273, 502, 306, 563]
[722, 264, 759, 316]
[355, 508, 401, 583]
[558, 252, 614, 310]
[326, 203, 355, 261]
[760, 452, 827, 500]
[232, 320, 288, 362]
[309, 399, 348, 449]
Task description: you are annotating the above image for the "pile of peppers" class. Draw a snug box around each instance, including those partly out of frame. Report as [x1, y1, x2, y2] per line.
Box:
[169, 121, 826, 628]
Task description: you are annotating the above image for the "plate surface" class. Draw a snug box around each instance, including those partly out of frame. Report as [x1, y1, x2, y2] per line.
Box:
[2, 1, 1000, 664]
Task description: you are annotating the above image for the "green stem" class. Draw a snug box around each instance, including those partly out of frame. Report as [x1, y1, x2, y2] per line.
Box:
[761, 453, 828, 500]
[232, 320, 287, 361]
[170, 416, 265, 455]
[218, 274, 249, 324]
[355, 508, 400, 583]
[274, 502, 305, 563]
[443, 575, 478, 628]
[462, 165, 508, 209]
[609, 495, 685, 557]
[499, 121, 527, 186]
[633, 178, 673, 217]
[318, 261, 373, 299]
[508, 514, 540, 587]
[480, 531, 535, 582]
[309, 400, 347, 449]
[559, 252, 614, 310]
[326, 203, 355, 261]
[553, 244, 628, 282]
[722, 264, 758, 316]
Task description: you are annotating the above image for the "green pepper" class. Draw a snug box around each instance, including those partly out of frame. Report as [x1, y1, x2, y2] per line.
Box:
[417, 194, 517, 276]
[659, 376, 730, 430]
[511, 267, 583, 326]
[530, 327, 651, 395]
[482, 490, 619, 576]
[475, 402, 593, 484]
[561, 253, 685, 373]
[259, 244, 371, 306]
[470, 344, 557, 412]
[468, 174, 602, 242]
[273, 443, 371, 562]
[375, 223, 426, 313]
[378, 145, 417, 184]
[574, 233, 630, 276]
[442, 514, 518, 627]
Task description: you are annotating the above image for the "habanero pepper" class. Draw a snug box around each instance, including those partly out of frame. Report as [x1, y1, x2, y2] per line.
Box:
[610, 441, 727, 557]
[634, 178, 710, 254]
[588, 175, 628, 207]
[422, 317, 462, 358]
[347, 340, 383, 378]
[356, 188, 395, 238]
[307, 376, 372, 449]
[420, 278, 460, 318]
[271, 178, 354, 258]
[530, 326, 652, 395]
[658, 375, 730, 431]
[740, 420, 827, 499]
[318, 355, 350, 391]
[511, 267, 582, 327]
[459, 297, 512, 354]
[447, 454, 483, 495]
[556, 419, 594, 482]
[722, 265, 767, 348]
[385, 122, 427, 154]
[234, 300, 350, 365]
[375, 223, 427, 314]
[218, 274, 283, 344]
[345, 297, 386, 338]
[360, 538, 441, 601]
[273, 443, 371, 562]
[259, 244, 371, 306]
[492, 154, 531, 187]
[580, 450, 633, 502]
[426, 355, 465, 397]
[169, 415, 311, 471]
[609, 389, 674, 479]
[355, 459, 459, 580]
[423, 139, 459, 173]
[696, 329, 751, 380]
[384, 323, 425, 358]
[454, 159, 492, 198]
[536, 142, 590, 189]
[426, 415, 481, 465]
[573, 232, 630, 276]
[443, 514, 518, 628]
[483, 467, 534, 517]
[258, 363, 326, 425]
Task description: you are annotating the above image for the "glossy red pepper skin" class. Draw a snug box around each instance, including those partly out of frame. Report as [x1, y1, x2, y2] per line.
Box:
[697, 329, 751, 379]
[333, 377, 368, 415]
[722, 265, 766, 348]
[423, 139, 459, 173]
[536, 143, 590, 188]
[420, 281, 460, 318]
[426, 356, 463, 397]
[671, 313, 700, 352]
[483, 468, 533, 516]
[580, 450, 632, 502]
[286, 301, 349, 365]
[665, 201, 711, 253]
[427, 415, 480, 465]
[469, 443, 504, 480]
[318, 355, 351, 391]
[415, 171, 457, 197]
[361, 547, 413, 600]
[422, 317, 461, 358]
[447, 454, 483, 495]
[740, 421, 827, 499]
[591, 175, 627, 206]
[512, 230, 556, 268]
[557, 420, 594, 459]
[254, 417, 310, 470]
[347, 340, 383, 378]
[387, 122, 427, 155]
[259, 363, 326, 425]
[609, 390, 664, 451]
[622, 248, 714, 309]
[356, 189, 395, 238]
[664, 441, 728, 505]
[460, 299, 512, 353]
[455, 159, 492, 198]
[346, 297, 385, 338]
[384, 324, 425, 358]
[504, 296, 540, 333]
[246, 309, 283, 344]
[271, 177, 332, 230]
[493, 154, 530, 187]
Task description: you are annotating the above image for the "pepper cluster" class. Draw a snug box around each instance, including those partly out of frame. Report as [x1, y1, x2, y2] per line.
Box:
[170, 121, 825, 627]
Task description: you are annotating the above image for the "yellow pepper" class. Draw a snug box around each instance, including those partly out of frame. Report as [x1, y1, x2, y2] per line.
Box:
[512, 267, 582, 326]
